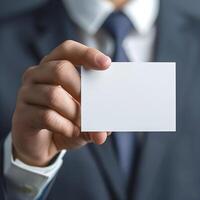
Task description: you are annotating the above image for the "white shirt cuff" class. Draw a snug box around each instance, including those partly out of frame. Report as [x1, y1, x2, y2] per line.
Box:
[3, 133, 66, 200]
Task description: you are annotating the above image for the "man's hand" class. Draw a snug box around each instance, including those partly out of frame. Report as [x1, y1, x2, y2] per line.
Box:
[12, 40, 111, 167]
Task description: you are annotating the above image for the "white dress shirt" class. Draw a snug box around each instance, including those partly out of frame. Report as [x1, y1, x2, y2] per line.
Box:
[3, 0, 159, 199]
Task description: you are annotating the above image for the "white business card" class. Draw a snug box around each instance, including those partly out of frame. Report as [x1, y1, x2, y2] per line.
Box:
[81, 62, 176, 132]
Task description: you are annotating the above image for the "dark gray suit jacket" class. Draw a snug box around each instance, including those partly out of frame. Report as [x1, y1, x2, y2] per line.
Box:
[1, 0, 200, 199]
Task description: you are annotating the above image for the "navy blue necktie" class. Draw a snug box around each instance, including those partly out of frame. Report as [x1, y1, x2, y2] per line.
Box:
[103, 11, 137, 179]
[103, 11, 132, 61]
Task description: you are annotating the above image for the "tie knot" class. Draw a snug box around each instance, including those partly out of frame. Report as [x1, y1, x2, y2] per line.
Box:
[103, 11, 133, 43]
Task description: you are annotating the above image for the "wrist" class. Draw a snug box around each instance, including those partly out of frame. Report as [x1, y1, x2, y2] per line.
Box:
[12, 145, 56, 167]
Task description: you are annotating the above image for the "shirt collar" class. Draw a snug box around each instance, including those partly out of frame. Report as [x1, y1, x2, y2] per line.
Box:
[62, 0, 159, 35]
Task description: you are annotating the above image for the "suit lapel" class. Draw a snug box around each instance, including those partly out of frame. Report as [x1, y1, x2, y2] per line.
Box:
[31, 0, 79, 59]
[131, 0, 200, 199]
[89, 137, 126, 200]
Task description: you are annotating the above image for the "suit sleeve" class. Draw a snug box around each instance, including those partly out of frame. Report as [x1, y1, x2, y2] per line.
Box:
[3, 133, 66, 200]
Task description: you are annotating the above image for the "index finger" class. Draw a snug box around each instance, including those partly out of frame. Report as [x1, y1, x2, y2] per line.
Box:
[41, 40, 111, 70]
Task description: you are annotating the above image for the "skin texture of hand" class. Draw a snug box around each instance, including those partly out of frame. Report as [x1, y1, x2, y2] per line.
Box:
[12, 40, 112, 167]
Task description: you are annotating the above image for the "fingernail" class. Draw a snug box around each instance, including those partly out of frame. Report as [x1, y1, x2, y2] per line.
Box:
[96, 53, 111, 68]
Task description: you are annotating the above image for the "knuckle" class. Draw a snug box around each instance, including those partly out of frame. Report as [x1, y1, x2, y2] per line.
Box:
[18, 85, 29, 99]
[53, 61, 68, 80]
[73, 126, 80, 137]
[69, 124, 80, 137]
[86, 47, 97, 55]
[84, 47, 94, 57]
[22, 66, 36, 83]
[41, 110, 55, 126]
[47, 86, 62, 106]
[63, 40, 75, 48]
[83, 47, 98, 63]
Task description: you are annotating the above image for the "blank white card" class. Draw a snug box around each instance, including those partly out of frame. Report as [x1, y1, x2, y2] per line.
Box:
[81, 62, 176, 132]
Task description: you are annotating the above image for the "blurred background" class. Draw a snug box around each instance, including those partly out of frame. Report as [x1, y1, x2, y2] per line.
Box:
[0, 0, 200, 20]
[0, 0, 47, 19]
